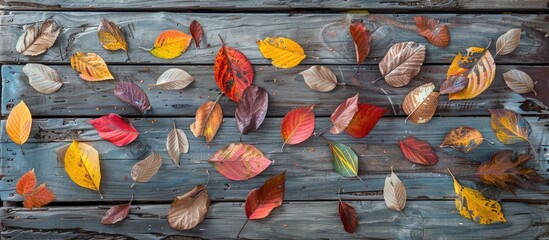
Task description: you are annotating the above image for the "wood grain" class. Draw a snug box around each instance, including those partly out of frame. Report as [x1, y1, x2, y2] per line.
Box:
[3, 65, 548, 117]
[1, 117, 546, 202]
[0, 12, 547, 64]
[2, 201, 548, 239]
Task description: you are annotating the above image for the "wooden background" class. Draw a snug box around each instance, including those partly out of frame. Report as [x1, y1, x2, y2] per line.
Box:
[0, 1, 548, 239]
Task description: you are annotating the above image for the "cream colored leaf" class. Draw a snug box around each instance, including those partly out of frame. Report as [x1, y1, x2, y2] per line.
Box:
[402, 82, 439, 124]
[166, 120, 189, 167]
[16, 19, 60, 56]
[502, 69, 536, 95]
[168, 185, 210, 230]
[496, 28, 521, 56]
[151, 68, 194, 90]
[22, 63, 63, 94]
[383, 168, 407, 213]
[299, 65, 338, 92]
[131, 152, 163, 188]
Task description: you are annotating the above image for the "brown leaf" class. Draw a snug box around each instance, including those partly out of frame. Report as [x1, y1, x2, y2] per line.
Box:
[190, 100, 223, 142]
[167, 185, 210, 230]
[439, 76, 468, 95]
[166, 121, 189, 167]
[440, 127, 483, 153]
[478, 150, 544, 193]
[402, 82, 439, 124]
[330, 94, 359, 134]
[22, 63, 63, 94]
[496, 28, 521, 56]
[413, 16, 449, 47]
[349, 21, 371, 65]
[131, 152, 163, 188]
[98, 18, 128, 51]
[502, 69, 536, 95]
[190, 20, 203, 48]
[379, 41, 426, 87]
[114, 81, 152, 114]
[101, 197, 132, 224]
[151, 68, 194, 90]
[235, 85, 269, 135]
[16, 19, 60, 56]
[338, 201, 358, 233]
[383, 168, 406, 213]
[299, 65, 338, 92]
[399, 136, 438, 166]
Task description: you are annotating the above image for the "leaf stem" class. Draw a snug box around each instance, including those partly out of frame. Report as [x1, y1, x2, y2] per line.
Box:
[371, 76, 384, 84]
[172, 118, 177, 130]
[217, 34, 225, 46]
[481, 138, 495, 145]
[205, 169, 211, 188]
[138, 46, 152, 52]
[528, 141, 538, 161]
[130, 182, 136, 188]
[19, 145, 25, 155]
[315, 124, 334, 137]
[236, 218, 249, 239]
[98, 190, 104, 199]
[338, 188, 343, 202]
[355, 175, 365, 184]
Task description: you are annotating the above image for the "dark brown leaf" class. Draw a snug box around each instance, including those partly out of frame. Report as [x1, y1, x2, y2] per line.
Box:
[190, 20, 203, 48]
[235, 85, 269, 135]
[398, 136, 438, 166]
[338, 201, 358, 233]
[349, 21, 371, 65]
[101, 197, 132, 225]
[440, 76, 469, 94]
[114, 81, 151, 114]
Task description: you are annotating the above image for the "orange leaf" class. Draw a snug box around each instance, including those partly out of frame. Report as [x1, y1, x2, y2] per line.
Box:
[190, 100, 223, 142]
[214, 36, 254, 102]
[280, 105, 315, 148]
[413, 16, 449, 47]
[6, 100, 32, 145]
[16, 169, 55, 209]
[16, 168, 36, 195]
[446, 46, 495, 100]
[150, 30, 191, 59]
[245, 171, 286, 219]
[349, 21, 371, 65]
[70, 52, 114, 81]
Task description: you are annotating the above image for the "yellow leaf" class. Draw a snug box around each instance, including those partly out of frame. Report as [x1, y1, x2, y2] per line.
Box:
[440, 127, 483, 153]
[447, 47, 496, 100]
[64, 140, 103, 198]
[257, 37, 306, 68]
[98, 18, 128, 51]
[151, 30, 191, 59]
[6, 100, 32, 145]
[70, 52, 114, 81]
[449, 170, 506, 224]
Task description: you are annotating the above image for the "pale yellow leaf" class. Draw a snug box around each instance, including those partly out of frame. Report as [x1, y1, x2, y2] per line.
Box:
[22, 63, 63, 94]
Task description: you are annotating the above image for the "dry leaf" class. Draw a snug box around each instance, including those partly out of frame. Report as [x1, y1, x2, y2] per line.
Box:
[399, 136, 438, 166]
[402, 82, 439, 124]
[383, 168, 406, 214]
[502, 69, 536, 95]
[101, 197, 132, 224]
[446, 46, 495, 100]
[70, 52, 114, 81]
[257, 37, 306, 68]
[299, 65, 338, 92]
[16, 168, 56, 209]
[413, 16, 450, 47]
[64, 140, 102, 198]
[349, 21, 371, 65]
[114, 81, 152, 113]
[16, 19, 60, 56]
[440, 127, 483, 153]
[190, 20, 203, 48]
[489, 109, 531, 144]
[151, 68, 194, 90]
[168, 185, 210, 230]
[496, 28, 521, 56]
[22, 63, 63, 94]
[190, 100, 223, 142]
[330, 94, 359, 134]
[235, 85, 269, 135]
[378, 41, 426, 87]
[6, 100, 32, 146]
[98, 18, 128, 51]
[338, 201, 358, 233]
[166, 120, 189, 167]
[519, 98, 548, 113]
[150, 30, 192, 59]
[131, 152, 163, 188]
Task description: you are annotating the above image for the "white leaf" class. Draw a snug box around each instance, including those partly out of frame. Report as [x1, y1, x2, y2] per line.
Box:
[166, 120, 189, 167]
[496, 28, 521, 56]
[383, 168, 407, 213]
[299, 65, 338, 92]
[22, 63, 63, 94]
[152, 68, 194, 90]
[16, 19, 61, 56]
[502, 69, 536, 95]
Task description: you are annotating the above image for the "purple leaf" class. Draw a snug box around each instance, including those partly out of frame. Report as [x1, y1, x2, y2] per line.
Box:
[114, 81, 151, 113]
[101, 197, 132, 224]
[440, 76, 468, 94]
[235, 85, 269, 134]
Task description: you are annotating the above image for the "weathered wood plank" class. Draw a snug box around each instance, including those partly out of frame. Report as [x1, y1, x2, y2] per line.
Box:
[1, 117, 547, 202]
[1, 0, 548, 11]
[1, 12, 547, 64]
[2, 201, 548, 239]
[2, 65, 547, 117]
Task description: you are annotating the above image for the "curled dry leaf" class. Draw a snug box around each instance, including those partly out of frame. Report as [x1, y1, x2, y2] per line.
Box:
[190, 100, 223, 142]
[151, 68, 194, 90]
[98, 18, 128, 51]
[257, 37, 306, 69]
[131, 152, 163, 187]
[328, 140, 358, 177]
[489, 109, 531, 144]
[338, 201, 358, 234]
[6, 100, 32, 146]
[208, 143, 272, 181]
[299, 65, 338, 92]
[235, 85, 269, 135]
[89, 113, 138, 147]
[70, 52, 114, 81]
[349, 21, 371, 65]
[214, 36, 254, 102]
[280, 105, 315, 148]
[449, 169, 506, 224]
[114, 81, 152, 114]
[245, 171, 286, 219]
[189, 20, 203, 48]
[166, 121, 189, 167]
[150, 30, 191, 59]
[16, 168, 56, 209]
[330, 94, 359, 134]
[445, 46, 495, 100]
[399, 136, 438, 166]
[402, 82, 439, 124]
[383, 169, 407, 214]
[439, 76, 468, 95]
[413, 16, 450, 47]
[496, 28, 521, 56]
[168, 185, 210, 230]
[502, 69, 536, 95]
[101, 197, 132, 224]
[440, 127, 483, 153]
[345, 103, 386, 138]
[64, 140, 102, 198]
[22, 63, 63, 94]
[16, 19, 60, 56]
[378, 41, 426, 87]
[478, 150, 543, 193]
[519, 98, 548, 113]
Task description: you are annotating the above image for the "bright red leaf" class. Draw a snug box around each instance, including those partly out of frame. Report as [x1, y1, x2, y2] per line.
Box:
[345, 104, 386, 138]
[16, 169, 55, 209]
[189, 20, 203, 48]
[349, 21, 371, 65]
[339, 201, 358, 233]
[245, 171, 286, 219]
[330, 94, 359, 134]
[214, 36, 254, 102]
[89, 113, 139, 147]
[208, 143, 272, 181]
[398, 136, 438, 166]
[280, 105, 315, 148]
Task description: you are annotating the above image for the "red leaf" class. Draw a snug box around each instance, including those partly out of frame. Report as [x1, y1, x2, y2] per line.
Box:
[114, 81, 151, 113]
[101, 197, 133, 224]
[89, 113, 139, 147]
[330, 94, 359, 134]
[16, 168, 36, 195]
[214, 36, 254, 102]
[209, 143, 272, 181]
[190, 20, 203, 48]
[413, 16, 450, 47]
[339, 201, 358, 233]
[235, 85, 269, 135]
[349, 21, 371, 65]
[440, 76, 468, 94]
[23, 184, 56, 209]
[398, 136, 438, 165]
[245, 171, 286, 219]
[280, 105, 315, 147]
[345, 104, 386, 138]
